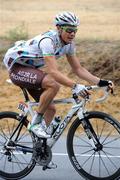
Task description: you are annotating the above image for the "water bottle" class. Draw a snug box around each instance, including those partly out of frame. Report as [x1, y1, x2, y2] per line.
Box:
[46, 116, 61, 135]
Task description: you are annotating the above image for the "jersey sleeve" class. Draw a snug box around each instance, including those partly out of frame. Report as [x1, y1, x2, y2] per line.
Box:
[39, 38, 55, 57]
[66, 42, 76, 56]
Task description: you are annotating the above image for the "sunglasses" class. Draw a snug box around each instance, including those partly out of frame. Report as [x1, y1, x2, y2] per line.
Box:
[61, 26, 78, 33]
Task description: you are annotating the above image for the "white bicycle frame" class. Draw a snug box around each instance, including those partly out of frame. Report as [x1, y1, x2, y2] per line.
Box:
[16, 84, 109, 148]
[18, 97, 85, 148]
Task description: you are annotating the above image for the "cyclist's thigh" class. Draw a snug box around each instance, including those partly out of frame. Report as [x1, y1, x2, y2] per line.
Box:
[27, 88, 44, 102]
[41, 74, 60, 89]
[9, 63, 46, 89]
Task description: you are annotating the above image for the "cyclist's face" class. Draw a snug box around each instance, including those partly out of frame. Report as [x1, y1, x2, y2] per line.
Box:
[59, 26, 77, 44]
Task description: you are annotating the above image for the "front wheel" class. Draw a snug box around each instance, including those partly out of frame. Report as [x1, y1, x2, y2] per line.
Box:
[67, 111, 120, 180]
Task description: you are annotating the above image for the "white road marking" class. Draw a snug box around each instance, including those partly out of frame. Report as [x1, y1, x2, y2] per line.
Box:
[53, 152, 120, 158]
[1, 150, 120, 158]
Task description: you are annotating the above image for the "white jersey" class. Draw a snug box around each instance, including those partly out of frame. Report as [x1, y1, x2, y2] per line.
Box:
[3, 30, 76, 70]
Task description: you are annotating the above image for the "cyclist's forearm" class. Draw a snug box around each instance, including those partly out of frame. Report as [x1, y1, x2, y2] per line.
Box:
[74, 67, 100, 85]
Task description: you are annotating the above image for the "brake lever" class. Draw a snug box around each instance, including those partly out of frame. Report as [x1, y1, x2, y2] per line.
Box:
[107, 86, 114, 95]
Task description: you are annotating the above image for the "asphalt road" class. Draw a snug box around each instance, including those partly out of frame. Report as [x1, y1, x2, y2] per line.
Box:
[23, 136, 83, 180]
[1, 135, 120, 180]
[0, 136, 84, 180]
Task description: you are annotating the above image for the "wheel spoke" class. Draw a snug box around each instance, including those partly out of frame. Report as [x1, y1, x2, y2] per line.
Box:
[6, 119, 11, 137]
[17, 130, 31, 142]
[103, 136, 120, 146]
[0, 125, 8, 141]
[95, 119, 100, 139]
[0, 112, 35, 179]
[69, 114, 120, 179]
[75, 135, 92, 146]
[89, 151, 95, 174]
[101, 128, 114, 144]
[102, 150, 118, 169]
[98, 151, 101, 177]
[12, 153, 24, 170]
[99, 151, 110, 175]
[104, 146, 120, 150]
[99, 121, 107, 139]
[11, 119, 17, 137]
[81, 151, 96, 167]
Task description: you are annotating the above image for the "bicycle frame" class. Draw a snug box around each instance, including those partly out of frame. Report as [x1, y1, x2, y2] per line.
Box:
[18, 97, 86, 148]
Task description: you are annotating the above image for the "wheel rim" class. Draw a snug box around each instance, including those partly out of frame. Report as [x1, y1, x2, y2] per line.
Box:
[69, 115, 120, 179]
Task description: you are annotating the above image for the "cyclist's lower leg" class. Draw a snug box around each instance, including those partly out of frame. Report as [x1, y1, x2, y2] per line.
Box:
[38, 75, 60, 113]
[28, 75, 60, 138]
[44, 103, 56, 126]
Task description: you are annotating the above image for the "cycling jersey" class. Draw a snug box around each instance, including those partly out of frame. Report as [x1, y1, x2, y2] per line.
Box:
[3, 30, 76, 70]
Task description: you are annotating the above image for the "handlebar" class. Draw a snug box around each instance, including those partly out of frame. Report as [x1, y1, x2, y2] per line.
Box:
[72, 85, 110, 104]
[86, 85, 109, 103]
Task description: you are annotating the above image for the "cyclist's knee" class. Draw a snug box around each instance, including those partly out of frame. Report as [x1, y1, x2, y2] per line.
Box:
[47, 103, 56, 114]
[51, 81, 60, 92]
[42, 76, 60, 92]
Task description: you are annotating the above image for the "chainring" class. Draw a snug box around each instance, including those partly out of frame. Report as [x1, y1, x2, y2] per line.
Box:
[33, 140, 52, 166]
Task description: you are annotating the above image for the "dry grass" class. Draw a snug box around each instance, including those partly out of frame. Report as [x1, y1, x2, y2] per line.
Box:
[0, 0, 120, 40]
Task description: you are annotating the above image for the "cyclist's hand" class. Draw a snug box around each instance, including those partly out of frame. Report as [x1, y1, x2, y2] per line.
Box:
[72, 84, 90, 98]
[98, 79, 114, 94]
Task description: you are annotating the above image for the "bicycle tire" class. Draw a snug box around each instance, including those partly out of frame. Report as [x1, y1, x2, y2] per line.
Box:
[67, 111, 120, 180]
[0, 111, 36, 180]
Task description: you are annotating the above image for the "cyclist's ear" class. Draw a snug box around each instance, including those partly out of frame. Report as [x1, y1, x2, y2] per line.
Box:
[56, 25, 64, 34]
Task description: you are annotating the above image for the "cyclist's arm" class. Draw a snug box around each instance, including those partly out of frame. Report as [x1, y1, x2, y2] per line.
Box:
[40, 38, 75, 88]
[66, 54, 100, 85]
[44, 55, 75, 88]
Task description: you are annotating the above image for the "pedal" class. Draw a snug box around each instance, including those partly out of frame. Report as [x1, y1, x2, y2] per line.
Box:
[42, 161, 57, 171]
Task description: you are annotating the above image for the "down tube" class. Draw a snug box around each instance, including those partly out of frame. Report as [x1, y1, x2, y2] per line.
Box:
[48, 106, 80, 148]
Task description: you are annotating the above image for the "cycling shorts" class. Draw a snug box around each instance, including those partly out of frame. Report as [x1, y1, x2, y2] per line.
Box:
[9, 63, 46, 102]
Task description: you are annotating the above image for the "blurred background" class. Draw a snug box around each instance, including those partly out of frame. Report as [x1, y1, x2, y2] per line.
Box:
[0, 0, 120, 120]
[0, 0, 120, 40]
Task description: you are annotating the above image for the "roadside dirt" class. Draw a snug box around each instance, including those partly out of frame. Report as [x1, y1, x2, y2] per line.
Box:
[0, 39, 120, 122]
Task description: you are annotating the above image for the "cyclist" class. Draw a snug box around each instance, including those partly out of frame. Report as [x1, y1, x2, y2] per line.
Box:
[3, 11, 114, 139]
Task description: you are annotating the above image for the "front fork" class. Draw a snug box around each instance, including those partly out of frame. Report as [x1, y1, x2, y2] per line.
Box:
[79, 111, 101, 150]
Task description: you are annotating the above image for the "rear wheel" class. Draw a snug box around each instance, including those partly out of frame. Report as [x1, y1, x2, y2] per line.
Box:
[67, 111, 120, 180]
[0, 111, 36, 180]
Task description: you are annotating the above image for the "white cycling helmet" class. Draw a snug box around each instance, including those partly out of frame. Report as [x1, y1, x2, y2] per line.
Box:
[55, 12, 80, 26]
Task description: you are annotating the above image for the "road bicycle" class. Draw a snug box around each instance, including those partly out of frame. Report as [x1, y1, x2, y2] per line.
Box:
[0, 80, 120, 180]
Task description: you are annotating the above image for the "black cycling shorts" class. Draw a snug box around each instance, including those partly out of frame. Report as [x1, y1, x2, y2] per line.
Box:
[9, 63, 46, 102]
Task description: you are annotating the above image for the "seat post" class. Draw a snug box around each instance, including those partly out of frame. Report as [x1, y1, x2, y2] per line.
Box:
[20, 87, 30, 102]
